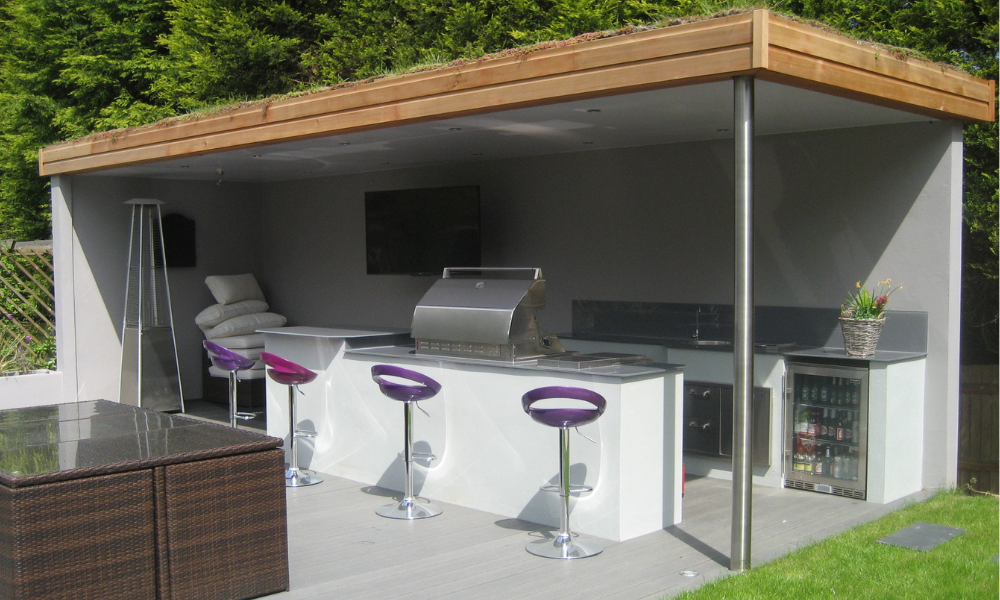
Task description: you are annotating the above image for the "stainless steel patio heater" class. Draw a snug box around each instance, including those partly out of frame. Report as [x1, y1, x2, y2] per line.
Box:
[119, 199, 185, 412]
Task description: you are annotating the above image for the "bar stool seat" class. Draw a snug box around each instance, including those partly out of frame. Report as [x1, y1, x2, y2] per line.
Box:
[371, 364, 443, 520]
[203, 340, 259, 428]
[522, 385, 607, 559]
[261, 351, 322, 487]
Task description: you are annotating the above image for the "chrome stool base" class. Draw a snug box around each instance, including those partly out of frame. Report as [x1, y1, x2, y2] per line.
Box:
[285, 468, 323, 487]
[376, 498, 443, 520]
[526, 535, 603, 559]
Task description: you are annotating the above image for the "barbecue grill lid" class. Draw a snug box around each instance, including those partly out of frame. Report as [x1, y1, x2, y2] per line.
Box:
[411, 268, 546, 345]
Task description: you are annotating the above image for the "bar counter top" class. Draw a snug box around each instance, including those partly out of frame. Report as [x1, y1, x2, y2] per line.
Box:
[345, 344, 682, 380]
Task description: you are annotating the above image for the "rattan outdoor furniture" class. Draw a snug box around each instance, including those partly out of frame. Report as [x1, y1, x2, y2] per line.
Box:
[0, 400, 289, 600]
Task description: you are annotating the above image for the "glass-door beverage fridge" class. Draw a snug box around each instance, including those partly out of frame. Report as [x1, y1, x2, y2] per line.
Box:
[785, 362, 868, 499]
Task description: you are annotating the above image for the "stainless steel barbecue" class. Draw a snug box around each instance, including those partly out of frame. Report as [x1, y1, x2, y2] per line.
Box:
[412, 268, 566, 361]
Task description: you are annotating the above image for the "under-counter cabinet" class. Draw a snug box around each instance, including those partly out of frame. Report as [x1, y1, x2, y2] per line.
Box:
[683, 381, 770, 466]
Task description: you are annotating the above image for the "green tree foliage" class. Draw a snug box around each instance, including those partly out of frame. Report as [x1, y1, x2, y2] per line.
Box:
[154, 0, 328, 111]
[0, 0, 173, 239]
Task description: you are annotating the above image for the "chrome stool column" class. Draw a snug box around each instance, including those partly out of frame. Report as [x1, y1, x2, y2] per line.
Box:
[371, 364, 443, 520]
[203, 340, 259, 428]
[261, 351, 322, 487]
[522, 385, 606, 559]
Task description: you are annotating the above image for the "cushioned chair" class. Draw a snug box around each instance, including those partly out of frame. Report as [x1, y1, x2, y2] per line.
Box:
[203, 340, 258, 428]
[370, 365, 443, 519]
[522, 385, 607, 559]
[261, 351, 322, 487]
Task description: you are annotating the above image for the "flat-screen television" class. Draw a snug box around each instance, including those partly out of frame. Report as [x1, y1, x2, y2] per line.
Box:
[365, 185, 481, 275]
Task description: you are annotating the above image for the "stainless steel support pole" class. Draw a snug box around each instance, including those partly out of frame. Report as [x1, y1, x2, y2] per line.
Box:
[228, 372, 238, 427]
[403, 401, 415, 504]
[557, 428, 572, 543]
[731, 74, 755, 573]
[288, 386, 298, 475]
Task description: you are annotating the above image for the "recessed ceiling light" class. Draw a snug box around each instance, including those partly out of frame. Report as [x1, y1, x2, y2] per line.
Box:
[252, 154, 262, 158]
[340, 142, 350, 146]
[449, 127, 462, 131]
[586, 109, 601, 113]
[179, 165, 190, 169]
[582, 141, 594, 145]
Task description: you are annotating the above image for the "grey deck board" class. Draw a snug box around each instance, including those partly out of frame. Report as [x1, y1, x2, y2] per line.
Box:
[267, 472, 924, 599]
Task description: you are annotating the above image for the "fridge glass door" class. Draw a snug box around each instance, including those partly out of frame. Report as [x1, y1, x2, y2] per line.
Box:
[785, 363, 868, 499]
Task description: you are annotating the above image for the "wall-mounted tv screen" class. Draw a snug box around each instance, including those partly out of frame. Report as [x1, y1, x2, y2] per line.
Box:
[365, 185, 481, 275]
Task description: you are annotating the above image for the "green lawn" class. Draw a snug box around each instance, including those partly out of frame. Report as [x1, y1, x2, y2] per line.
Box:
[672, 489, 999, 600]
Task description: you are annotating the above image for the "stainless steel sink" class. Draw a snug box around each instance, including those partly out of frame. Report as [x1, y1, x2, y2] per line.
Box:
[666, 338, 796, 352]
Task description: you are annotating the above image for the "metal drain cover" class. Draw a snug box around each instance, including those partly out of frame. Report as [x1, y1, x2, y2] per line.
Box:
[878, 522, 965, 552]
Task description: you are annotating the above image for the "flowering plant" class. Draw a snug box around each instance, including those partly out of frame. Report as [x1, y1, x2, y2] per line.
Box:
[1, 314, 55, 373]
[841, 279, 900, 320]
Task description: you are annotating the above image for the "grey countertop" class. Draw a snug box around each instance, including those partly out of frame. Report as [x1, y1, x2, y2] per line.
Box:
[561, 332, 797, 354]
[784, 347, 926, 364]
[257, 326, 408, 339]
[345, 344, 682, 380]
[258, 326, 924, 367]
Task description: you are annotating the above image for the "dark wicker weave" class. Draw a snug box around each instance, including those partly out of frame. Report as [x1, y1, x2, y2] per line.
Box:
[157, 449, 289, 600]
[0, 400, 290, 600]
[0, 471, 157, 600]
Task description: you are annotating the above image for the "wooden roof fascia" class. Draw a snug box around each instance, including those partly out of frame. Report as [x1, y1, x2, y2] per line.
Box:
[38, 10, 995, 177]
[766, 15, 994, 123]
[41, 47, 754, 176]
[752, 9, 769, 70]
[764, 48, 990, 122]
[39, 12, 756, 169]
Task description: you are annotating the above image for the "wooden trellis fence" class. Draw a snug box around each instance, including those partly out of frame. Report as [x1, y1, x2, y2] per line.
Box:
[0, 240, 54, 368]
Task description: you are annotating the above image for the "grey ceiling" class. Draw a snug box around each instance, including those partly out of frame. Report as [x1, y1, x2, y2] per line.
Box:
[84, 80, 933, 183]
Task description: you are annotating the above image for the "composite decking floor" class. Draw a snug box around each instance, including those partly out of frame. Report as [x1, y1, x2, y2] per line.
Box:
[266, 471, 930, 600]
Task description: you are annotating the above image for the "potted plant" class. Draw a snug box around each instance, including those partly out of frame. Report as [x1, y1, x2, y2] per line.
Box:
[840, 278, 900, 357]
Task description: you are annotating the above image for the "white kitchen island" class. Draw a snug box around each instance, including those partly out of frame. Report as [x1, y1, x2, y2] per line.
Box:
[259, 326, 683, 542]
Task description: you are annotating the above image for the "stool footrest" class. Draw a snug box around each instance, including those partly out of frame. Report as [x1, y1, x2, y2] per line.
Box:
[399, 451, 437, 461]
[540, 484, 593, 494]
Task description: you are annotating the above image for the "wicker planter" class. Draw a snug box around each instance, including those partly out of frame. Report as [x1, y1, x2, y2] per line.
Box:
[840, 316, 885, 357]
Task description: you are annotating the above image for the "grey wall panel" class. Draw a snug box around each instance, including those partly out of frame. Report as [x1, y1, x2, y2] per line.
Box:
[69, 177, 264, 400]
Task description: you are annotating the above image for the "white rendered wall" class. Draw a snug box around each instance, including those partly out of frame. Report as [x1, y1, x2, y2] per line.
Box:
[866, 359, 926, 503]
[261, 331, 681, 541]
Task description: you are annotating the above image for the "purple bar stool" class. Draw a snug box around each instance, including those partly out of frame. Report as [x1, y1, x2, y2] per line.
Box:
[522, 386, 607, 559]
[371, 365, 443, 520]
[261, 351, 323, 487]
[203, 340, 258, 428]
